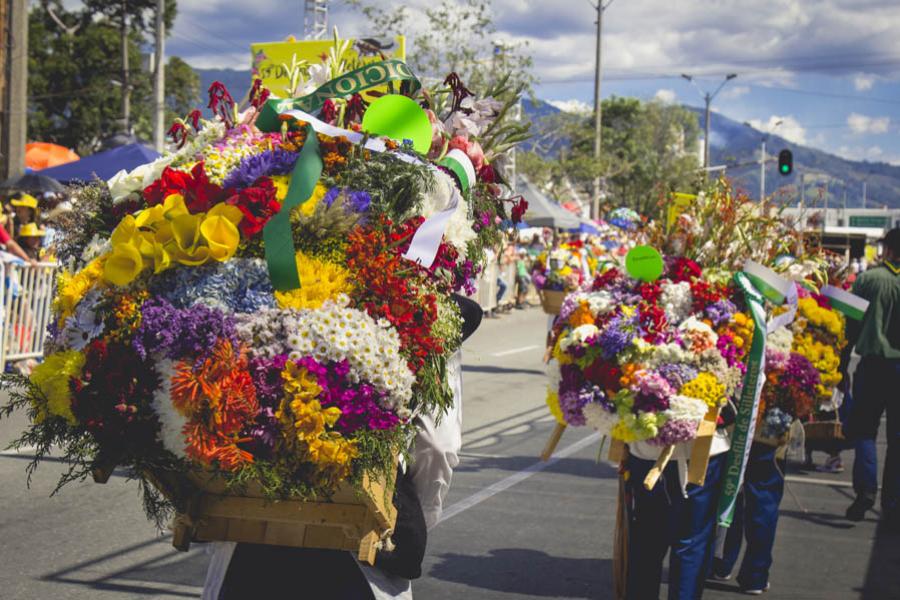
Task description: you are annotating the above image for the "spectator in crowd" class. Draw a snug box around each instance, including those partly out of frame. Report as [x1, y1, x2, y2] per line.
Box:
[10, 194, 39, 231]
[842, 228, 900, 529]
[0, 218, 36, 264]
[515, 249, 531, 309]
[16, 223, 46, 261]
[527, 233, 545, 257]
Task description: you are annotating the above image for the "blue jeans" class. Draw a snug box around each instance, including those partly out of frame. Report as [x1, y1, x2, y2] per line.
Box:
[845, 357, 900, 512]
[711, 443, 785, 591]
[496, 277, 507, 303]
[625, 452, 726, 600]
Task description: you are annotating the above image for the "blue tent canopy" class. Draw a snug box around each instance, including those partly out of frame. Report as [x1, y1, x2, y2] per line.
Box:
[39, 144, 160, 183]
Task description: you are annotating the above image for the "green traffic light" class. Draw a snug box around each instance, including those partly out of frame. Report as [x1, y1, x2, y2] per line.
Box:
[780, 165, 790, 173]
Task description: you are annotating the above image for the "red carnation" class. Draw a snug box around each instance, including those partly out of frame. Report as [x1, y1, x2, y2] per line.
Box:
[226, 178, 281, 237]
[143, 162, 225, 213]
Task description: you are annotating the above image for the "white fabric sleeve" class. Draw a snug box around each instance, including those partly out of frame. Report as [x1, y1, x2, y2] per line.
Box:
[201, 542, 236, 600]
[410, 349, 463, 530]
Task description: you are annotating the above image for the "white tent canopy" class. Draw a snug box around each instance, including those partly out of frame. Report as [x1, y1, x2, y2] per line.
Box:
[517, 176, 580, 229]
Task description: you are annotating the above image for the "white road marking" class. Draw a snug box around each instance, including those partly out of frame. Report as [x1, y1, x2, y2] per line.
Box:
[785, 475, 856, 488]
[491, 344, 541, 357]
[438, 432, 602, 524]
[0, 445, 38, 456]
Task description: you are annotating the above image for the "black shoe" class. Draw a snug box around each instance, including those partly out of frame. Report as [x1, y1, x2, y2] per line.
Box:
[846, 495, 875, 521]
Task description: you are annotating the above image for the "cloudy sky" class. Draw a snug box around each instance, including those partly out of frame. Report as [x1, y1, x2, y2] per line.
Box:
[164, 0, 900, 165]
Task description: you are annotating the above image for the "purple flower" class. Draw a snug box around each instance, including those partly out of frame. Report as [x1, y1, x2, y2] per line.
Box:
[248, 406, 280, 457]
[598, 316, 636, 359]
[647, 419, 697, 446]
[222, 148, 298, 190]
[705, 299, 737, 327]
[323, 187, 372, 214]
[132, 297, 237, 361]
[657, 363, 699, 390]
[249, 354, 289, 406]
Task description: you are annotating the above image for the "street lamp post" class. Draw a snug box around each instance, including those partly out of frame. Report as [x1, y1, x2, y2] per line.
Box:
[682, 73, 738, 169]
[744, 120, 782, 201]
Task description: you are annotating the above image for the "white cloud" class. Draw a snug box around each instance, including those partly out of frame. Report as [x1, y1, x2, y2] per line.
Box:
[835, 145, 900, 164]
[722, 85, 750, 99]
[853, 74, 876, 91]
[747, 115, 807, 145]
[653, 89, 677, 103]
[546, 99, 592, 114]
[847, 112, 891, 134]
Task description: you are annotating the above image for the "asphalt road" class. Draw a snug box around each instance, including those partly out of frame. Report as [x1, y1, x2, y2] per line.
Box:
[0, 306, 896, 599]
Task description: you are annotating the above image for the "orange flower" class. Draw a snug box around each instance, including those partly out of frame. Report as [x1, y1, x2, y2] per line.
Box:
[170, 341, 259, 471]
[569, 302, 595, 327]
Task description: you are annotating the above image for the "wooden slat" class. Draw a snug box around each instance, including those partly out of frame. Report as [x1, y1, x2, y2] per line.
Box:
[688, 407, 721, 486]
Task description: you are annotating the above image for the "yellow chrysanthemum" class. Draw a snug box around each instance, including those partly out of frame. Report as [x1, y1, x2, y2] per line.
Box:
[274, 251, 352, 310]
[30, 351, 85, 424]
[299, 183, 329, 217]
[271, 175, 290, 202]
[680, 372, 726, 408]
[54, 257, 107, 325]
[546, 389, 565, 425]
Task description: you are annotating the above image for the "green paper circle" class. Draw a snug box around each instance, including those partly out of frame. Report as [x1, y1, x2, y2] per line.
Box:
[361, 95, 432, 154]
[626, 245, 664, 282]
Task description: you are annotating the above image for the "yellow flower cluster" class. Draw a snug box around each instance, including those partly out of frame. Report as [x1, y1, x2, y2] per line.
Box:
[727, 312, 754, 351]
[30, 351, 85, 424]
[270, 175, 290, 203]
[54, 258, 106, 325]
[103, 194, 242, 286]
[793, 297, 846, 400]
[797, 297, 845, 340]
[107, 291, 149, 341]
[546, 389, 565, 425]
[299, 183, 329, 217]
[680, 372, 726, 408]
[277, 362, 357, 482]
[274, 251, 352, 310]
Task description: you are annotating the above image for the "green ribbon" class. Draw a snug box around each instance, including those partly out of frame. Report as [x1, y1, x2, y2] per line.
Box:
[716, 272, 769, 532]
[256, 59, 421, 133]
[263, 124, 322, 291]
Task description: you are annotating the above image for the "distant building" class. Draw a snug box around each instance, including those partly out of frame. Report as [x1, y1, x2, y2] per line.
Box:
[780, 207, 900, 259]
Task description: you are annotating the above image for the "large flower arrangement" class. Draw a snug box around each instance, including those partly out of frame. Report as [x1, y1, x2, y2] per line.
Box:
[531, 241, 590, 292]
[546, 258, 748, 446]
[761, 284, 847, 437]
[7, 57, 528, 524]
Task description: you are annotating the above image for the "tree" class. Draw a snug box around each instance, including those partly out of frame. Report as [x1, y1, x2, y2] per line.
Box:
[80, 0, 177, 134]
[28, 1, 195, 154]
[520, 97, 702, 218]
[344, 0, 535, 94]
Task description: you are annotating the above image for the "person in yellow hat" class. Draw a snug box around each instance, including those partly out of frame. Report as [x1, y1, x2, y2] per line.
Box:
[11, 193, 39, 230]
[16, 222, 46, 261]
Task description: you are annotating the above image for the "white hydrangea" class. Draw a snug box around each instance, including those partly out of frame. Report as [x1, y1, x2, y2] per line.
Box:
[768, 326, 794, 354]
[418, 169, 476, 257]
[645, 343, 696, 368]
[660, 280, 694, 323]
[151, 359, 188, 460]
[664, 395, 709, 422]
[584, 403, 619, 436]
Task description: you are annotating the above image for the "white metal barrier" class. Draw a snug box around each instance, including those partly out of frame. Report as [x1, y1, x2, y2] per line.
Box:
[1, 261, 58, 368]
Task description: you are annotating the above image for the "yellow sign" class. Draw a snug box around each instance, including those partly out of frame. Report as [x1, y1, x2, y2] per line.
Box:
[251, 37, 406, 98]
[667, 192, 696, 231]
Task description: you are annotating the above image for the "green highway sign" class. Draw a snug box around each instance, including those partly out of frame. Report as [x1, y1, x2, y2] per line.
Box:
[849, 215, 888, 228]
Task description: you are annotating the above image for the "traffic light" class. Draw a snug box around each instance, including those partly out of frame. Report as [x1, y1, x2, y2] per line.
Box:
[778, 149, 793, 176]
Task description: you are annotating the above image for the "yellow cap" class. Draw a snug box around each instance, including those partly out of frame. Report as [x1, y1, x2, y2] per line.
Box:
[11, 194, 38, 209]
[18, 223, 46, 237]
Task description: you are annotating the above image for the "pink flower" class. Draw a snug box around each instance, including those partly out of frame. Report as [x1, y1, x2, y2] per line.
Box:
[448, 135, 485, 170]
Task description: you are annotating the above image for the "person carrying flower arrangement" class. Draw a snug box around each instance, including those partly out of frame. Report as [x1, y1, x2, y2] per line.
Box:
[842, 227, 900, 529]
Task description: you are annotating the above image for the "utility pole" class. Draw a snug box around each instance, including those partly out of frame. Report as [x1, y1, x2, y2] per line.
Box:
[862, 180, 867, 209]
[152, 0, 165, 152]
[1, 0, 27, 179]
[798, 172, 805, 210]
[591, 1, 614, 220]
[682, 73, 738, 169]
[120, 9, 130, 135]
[759, 136, 766, 201]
